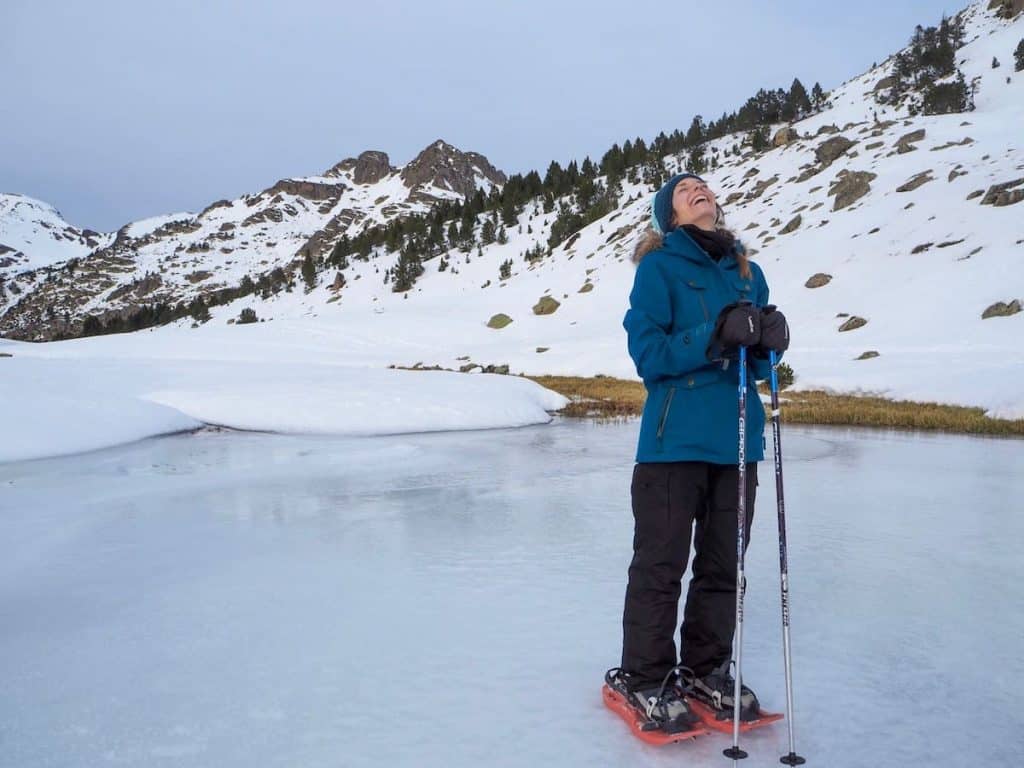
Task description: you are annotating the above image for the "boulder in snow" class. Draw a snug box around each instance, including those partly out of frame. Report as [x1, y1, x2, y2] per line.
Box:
[829, 170, 876, 211]
[838, 316, 868, 332]
[487, 313, 513, 329]
[533, 296, 561, 316]
[805, 273, 832, 289]
[981, 300, 1021, 319]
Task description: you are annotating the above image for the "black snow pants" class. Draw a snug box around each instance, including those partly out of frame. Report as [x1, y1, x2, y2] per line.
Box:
[621, 461, 756, 690]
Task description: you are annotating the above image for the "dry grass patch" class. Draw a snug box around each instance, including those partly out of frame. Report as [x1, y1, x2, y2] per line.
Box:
[773, 390, 1024, 436]
[528, 375, 1024, 437]
[528, 375, 645, 418]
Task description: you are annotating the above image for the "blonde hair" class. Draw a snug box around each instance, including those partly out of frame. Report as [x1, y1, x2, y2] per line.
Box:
[632, 203, 751, 279]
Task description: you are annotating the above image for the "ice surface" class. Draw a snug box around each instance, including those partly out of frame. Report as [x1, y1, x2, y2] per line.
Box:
[1, 420, 1022, 767]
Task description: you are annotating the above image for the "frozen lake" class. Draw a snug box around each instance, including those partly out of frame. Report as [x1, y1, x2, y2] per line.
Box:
[2, 420, 1022, 767]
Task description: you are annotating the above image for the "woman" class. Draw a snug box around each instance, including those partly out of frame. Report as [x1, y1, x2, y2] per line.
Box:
[604, 172, 789, 734]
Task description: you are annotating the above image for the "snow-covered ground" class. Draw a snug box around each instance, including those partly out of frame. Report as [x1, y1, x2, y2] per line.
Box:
[1, 420, 1021, 767]
[0, 334, 565, 463]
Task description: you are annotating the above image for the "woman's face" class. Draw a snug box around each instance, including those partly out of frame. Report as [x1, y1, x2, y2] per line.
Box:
[671, 177, 717, 231]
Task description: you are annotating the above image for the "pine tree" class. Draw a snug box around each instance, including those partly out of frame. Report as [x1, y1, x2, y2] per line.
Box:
[497, 226, 508, 245]
[642, 157, 665, 187]
[750, 126, 770, 152]
[787, 78, 812, 119]
[600, 144, 625, 180]
[499, 259, 512, 280]
[189, 296, 210, 323]
[564, 160, 580, 193]
[500, 198, 518, 227]
[481, 219, 496, 245]
[576, 176, 597, 211]
[685, 115, 706, 146]
[922, 72, 970, 115]
[301, 251, 317, 292]
[82, 315, 104, 336]
[543, 161, 564, 192]
[392, 249, 424, 293]
[328, 241, 349, 269]
[547, 202, 584, 249]
[459, 219, 475, 250]
[1016, 38, 1024, 72]
[811, 82, 826, 110]
[687, 146, 706, 175]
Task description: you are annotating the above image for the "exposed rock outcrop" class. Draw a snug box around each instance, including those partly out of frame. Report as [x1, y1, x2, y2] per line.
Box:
[896, 171, 935, 193]
[323, 150, 395, 185]
[773, 127, 799, 147]
[980, 178, 1024, 206]
[896, 129, 926, 154]
[260, 179, 345, 209]
[401, 140, 506, 201]
[829, 170, 876, 211]
[779, 214, 802, 234]
[815, 136, 856, 168]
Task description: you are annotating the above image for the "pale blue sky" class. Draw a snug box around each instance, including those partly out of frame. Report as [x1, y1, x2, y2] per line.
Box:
[3, 0, 961, 231]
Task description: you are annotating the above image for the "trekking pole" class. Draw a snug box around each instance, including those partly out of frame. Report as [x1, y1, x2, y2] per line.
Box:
[769, 350, 806, 766]
[723, 345, 749, 762]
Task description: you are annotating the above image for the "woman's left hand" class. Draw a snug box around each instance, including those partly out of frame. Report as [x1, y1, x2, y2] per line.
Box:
[757, 305, 790, 353]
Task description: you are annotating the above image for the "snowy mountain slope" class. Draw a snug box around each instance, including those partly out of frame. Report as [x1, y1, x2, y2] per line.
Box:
[2, 0, 1022, 421]
[0, 140, 504, 339]
[0, 193, 111, 280]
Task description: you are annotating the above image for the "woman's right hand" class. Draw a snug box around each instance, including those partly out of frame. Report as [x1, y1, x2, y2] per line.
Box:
[711, 301, 761, 352]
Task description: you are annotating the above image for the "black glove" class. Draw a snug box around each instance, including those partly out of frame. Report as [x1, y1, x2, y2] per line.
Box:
[754, 305, 790, 356]
[707, 301, 761, 360]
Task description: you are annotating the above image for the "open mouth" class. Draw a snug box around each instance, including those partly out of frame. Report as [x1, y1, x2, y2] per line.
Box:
[692, 195, 710, 206]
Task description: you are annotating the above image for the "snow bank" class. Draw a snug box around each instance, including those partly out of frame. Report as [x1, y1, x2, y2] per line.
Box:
[0, 381, 200, 465]
[0, 343, 567, 463]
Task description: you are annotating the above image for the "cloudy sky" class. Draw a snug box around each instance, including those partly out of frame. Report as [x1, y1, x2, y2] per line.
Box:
[4, 0, 963, 231]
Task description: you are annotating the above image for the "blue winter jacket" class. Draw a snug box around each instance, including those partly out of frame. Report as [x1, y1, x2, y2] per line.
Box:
[623, 228, 781, 465]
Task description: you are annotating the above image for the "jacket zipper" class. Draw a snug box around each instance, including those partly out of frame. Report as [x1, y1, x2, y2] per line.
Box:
[697, 292, 710, 322]
[656, 387, 676, 450]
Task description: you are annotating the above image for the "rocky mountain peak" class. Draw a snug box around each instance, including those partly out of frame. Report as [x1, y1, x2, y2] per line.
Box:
[400, 139, 506, 199]
[323, 150, 394, 185]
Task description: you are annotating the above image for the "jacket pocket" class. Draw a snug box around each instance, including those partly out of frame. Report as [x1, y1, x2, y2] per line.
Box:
[651, 370, 727, 456]
[655, 386, 676, 451]
[674, 367, 725, 390]
[685, 279, 711, 322]
[732, 275, 753, 302]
